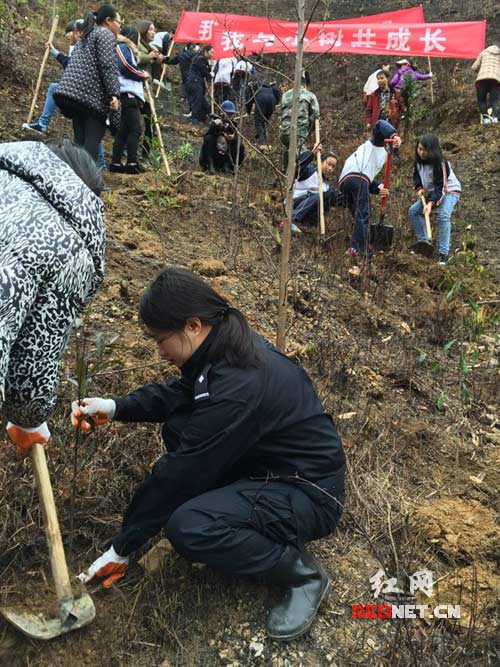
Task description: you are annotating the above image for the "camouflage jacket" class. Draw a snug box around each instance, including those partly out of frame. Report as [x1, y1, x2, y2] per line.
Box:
[279, 87, 320, 138]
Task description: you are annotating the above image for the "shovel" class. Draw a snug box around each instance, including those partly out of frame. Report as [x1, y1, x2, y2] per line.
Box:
[370, 138, 394, 249]
[1, 443, 95, 639]
[410, 194, 434, 257]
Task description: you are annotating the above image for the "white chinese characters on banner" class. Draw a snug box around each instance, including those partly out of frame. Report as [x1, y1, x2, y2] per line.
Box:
[318, 29, 343, 48]
[253, 32, 276, 45]
[386, 27, 411, 51]
[351, 28, 377, 49]
[198, 19, 218, 41]
[221, 31, 245, 52]
[420, 28, 446, 52]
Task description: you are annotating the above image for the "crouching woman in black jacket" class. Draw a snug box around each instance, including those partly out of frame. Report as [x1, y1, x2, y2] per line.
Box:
[74, 267, 345, 641]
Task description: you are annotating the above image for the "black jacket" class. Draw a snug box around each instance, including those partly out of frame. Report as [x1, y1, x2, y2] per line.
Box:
[112, 330, 345, 555]
[168, 47, 195, 83]
[245, 80, 281, 114]
[187, 52, 211, 82]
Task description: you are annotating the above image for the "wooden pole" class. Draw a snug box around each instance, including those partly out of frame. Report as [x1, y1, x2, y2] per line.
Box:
[276, 0, 305, 352]
[210, 69, 215, 114]
[155, 39, 175, 98]
[27, 15, 59, 123]
[427, 55, 434, 104]
[145, 79, 171, 176]
[314, 119, 326, 240]
[30, 443, 74, 614]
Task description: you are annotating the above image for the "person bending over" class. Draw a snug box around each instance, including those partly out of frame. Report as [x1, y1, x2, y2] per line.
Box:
[74, 267, 345, 641]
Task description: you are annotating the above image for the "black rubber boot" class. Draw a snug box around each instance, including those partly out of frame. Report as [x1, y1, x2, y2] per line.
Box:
[266, 546, 331, 641]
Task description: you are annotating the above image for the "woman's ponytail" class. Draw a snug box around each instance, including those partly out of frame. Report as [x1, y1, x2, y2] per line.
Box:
[81, 10, 96, 40]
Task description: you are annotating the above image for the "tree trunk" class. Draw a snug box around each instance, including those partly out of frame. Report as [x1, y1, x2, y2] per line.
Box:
[276, 0, 306, 352]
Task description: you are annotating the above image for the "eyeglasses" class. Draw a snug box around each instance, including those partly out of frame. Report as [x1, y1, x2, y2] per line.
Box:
[112, 18, 122, 25]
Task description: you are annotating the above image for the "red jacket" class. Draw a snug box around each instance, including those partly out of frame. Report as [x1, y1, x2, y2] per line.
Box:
[365, 87, 406, 129]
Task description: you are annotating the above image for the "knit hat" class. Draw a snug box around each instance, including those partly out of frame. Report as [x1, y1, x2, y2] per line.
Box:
[372, 120, 397, 147]
[221, 100, 237, 115]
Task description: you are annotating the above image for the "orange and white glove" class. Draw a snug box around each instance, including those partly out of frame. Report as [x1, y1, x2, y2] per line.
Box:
[71, 397, 116, 431]
[6, 421, 51, 455]
[78, 545, 129, 588]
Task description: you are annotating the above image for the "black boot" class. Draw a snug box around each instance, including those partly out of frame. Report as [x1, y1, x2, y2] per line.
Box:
[266, 546, 331, 641]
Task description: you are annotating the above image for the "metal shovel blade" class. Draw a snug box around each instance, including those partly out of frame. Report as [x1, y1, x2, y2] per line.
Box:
[370, 222, 394, 249]
[1, 592, 95, 640]
[410, 240, 434, 257]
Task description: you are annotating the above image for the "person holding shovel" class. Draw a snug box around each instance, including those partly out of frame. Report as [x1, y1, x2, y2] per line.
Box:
[0, 139, 105, 453]
[74, 266, 345, 642]
[409, 133, 461, 266]
[339, 119, 402, 257]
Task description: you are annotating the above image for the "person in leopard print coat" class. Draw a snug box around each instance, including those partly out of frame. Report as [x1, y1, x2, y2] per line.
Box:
[0, 140, 105, 453]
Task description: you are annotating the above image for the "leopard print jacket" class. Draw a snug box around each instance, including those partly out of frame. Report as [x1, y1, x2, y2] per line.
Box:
[0, 141, 105, 428]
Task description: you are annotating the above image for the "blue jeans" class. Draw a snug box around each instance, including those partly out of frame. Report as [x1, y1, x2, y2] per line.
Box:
[97, 142, 106, 171]
[38, 82, 59, 129]
[409, 193, 459, 256]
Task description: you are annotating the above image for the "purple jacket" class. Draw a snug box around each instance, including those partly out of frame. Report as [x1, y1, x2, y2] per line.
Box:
[391, 66, 431, 90]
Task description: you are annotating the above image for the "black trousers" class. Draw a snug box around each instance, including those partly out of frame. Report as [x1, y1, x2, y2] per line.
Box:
[165, 478, 341, 576]
[112, 96, 143, 164]
[254, 93, 276, 145]
[476, 78, 500, 118]
[72, 114, 106, 162]
[215, 82, 234, 104]
[186, 76, 209, 121]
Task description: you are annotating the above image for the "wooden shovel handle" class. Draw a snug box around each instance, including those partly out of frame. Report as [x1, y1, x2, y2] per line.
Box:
[420, 194, 432, 241]
[30, 443, 73, 603]
[145, 79, 171, 176]
[314, 119, 325, 238]
[27, 15, 59, 123]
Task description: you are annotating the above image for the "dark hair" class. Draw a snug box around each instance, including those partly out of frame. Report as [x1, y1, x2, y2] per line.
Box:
[121, 24, 139, 45]
[415, 133, 444, 179]
[139, 267, 261, 368]
[376, 69, 389, 79]
[81, 5, 118, 39]
[65, 20, 76, 33]
[301, 69, 311, 86]
[379, 62, 390, 68]
[47, 139, 104, 195]
[322, 151, 338, 162]
[74, 19, 84, 33]
[200, 44, 213, 55]
[186, 41, 195, 50]
[137, 20, 154, 43]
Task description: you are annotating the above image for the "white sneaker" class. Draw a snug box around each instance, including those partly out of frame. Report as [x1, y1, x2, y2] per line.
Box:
[492, 117, 499, 124]
[482, 114, 492, 125]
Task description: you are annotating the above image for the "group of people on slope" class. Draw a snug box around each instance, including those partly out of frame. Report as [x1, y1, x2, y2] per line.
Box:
[22, 5, 174, 173]
[282, 84, 460, 265]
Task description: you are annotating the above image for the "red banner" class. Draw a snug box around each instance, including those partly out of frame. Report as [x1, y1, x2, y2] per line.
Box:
[210, 20, 486, 60]
[173, 7, 425, 44]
